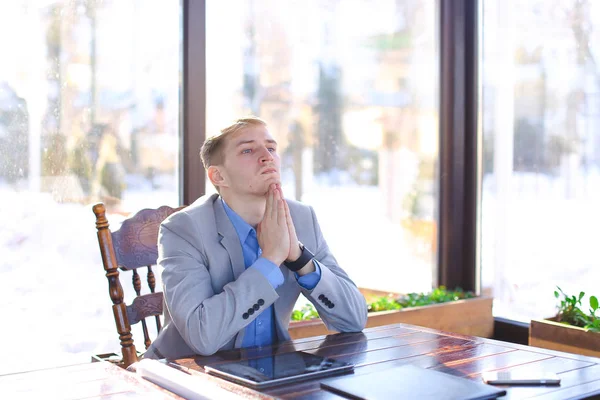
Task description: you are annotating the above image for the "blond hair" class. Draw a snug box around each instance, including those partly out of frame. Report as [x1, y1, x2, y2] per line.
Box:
[200, 116, 267, 169]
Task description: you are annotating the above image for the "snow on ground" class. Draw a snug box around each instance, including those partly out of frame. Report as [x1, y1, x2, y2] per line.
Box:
[1, 169, 599, 374]
[0, 179, 176, 375]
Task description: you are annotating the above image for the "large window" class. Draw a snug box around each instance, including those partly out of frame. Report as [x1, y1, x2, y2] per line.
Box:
[481, 0, 600, 321]
[207, 0, 439, 295]
[0, 0, 181, 373]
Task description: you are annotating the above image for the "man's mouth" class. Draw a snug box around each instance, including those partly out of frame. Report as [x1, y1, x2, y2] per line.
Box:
[261, 168, 277, 175]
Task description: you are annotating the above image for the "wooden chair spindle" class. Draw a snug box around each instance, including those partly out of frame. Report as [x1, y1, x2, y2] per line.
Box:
[146, 265, 162, 333]
[141, 318, 151, 350]
[147, 265, 156, 293]
[132, 269, 142, 296]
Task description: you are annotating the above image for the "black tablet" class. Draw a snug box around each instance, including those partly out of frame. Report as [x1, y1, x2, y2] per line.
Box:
[204, 351, 354, 389]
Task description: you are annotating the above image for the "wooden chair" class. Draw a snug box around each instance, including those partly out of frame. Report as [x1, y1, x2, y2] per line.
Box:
[92, 202, 184, 367]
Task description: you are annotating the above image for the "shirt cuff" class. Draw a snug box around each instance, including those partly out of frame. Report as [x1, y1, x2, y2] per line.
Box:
[295, 260, 322, 290]
[251, 257, 285, 288]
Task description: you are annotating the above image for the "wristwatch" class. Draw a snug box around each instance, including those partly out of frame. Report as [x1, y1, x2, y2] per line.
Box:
[284, 242, 314, 272]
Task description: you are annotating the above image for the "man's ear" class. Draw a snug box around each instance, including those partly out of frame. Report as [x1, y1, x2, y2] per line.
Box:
[208, 165, 227, 188]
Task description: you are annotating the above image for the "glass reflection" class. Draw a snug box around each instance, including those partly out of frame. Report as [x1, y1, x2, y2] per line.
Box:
[481, 0, 600, 321]
[0, 0, 181, 373]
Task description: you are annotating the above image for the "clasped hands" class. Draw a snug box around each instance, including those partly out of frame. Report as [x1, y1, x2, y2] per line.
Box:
[257, 183, 302, 268]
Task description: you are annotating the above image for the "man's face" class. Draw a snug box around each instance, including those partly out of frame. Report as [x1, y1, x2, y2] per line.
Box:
[217, 124, 281, 197]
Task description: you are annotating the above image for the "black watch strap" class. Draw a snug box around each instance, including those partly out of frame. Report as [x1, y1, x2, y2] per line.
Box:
[284, 243, 314, 272]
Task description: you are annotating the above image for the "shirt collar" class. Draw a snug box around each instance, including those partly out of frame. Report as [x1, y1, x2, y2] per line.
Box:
[221, 198, 255, 243]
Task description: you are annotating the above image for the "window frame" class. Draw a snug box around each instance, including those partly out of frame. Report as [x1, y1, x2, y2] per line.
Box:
[182, 0, 206, 205]
[437, 0, 480, 292]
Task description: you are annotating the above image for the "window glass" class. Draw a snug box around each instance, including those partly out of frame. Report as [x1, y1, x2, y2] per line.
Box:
[207, 0, 439, 295]
[0, 0, 181, 373]
[481, 0, 600, 321]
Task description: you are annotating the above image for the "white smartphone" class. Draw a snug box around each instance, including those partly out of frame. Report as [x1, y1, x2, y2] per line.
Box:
[482, 371, 561, 386]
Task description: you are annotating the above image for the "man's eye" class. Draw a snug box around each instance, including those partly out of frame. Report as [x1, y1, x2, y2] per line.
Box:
[242, 149, 252, 154]
[268, 148, 276, 153]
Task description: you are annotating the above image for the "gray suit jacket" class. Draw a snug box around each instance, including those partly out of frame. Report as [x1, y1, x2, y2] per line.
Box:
[145, 194, 367, 360]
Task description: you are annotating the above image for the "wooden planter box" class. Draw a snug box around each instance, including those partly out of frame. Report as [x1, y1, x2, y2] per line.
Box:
[529, 318, 600, 358]
[289, 289, 493, 340]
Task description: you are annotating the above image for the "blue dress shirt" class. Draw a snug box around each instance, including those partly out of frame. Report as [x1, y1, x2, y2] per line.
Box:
[221, 199, 321, 349]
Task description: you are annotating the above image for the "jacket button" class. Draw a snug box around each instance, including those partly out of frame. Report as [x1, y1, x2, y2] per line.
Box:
[248, 308, 254, 315]
[253, 304, 260, 311]
[258, 299, 265, 306]
[328, 303, 334, 309]
[243, 313, 249, 319]
[318, 294, 325, 300]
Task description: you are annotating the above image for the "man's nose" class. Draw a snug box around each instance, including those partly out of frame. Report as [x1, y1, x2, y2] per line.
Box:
[259, 147, 274, 162]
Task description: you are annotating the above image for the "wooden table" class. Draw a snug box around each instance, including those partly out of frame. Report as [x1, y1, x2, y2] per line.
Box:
[173, 323, 600, 399]
[2, 323, 599, 399]
[0, 361, 182, 399]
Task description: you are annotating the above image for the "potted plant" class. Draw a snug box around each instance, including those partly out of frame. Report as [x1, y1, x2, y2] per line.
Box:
[529, 286, 600, 357]
[288, 286, 493, 340]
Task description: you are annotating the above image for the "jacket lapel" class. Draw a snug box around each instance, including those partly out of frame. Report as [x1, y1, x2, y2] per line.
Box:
[213, 197, 246, 280]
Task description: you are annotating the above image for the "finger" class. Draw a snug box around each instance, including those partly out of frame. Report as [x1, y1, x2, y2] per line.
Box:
[272, 185, 280, 219]
[277, 195, 286, 226]
[265, 184, 274, 217]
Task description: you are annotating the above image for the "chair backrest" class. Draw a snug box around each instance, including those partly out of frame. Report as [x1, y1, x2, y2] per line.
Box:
[92, 202, 184, 367]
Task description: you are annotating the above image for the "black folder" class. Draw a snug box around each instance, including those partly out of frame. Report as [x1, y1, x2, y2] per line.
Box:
[320, 364, 506, 400]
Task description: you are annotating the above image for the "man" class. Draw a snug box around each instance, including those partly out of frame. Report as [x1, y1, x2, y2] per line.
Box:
[144, 116, 367, 360]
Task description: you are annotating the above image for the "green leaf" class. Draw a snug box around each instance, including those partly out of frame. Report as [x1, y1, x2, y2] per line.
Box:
[292, 287, 477, 322]
[553, 287, 600, 329]
[554, 290, 559, 298]
[291, 310, 303, 321]
[290, 303, 320, 321]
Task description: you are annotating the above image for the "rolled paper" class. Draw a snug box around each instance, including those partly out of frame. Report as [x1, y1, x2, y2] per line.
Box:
[130, 359, 240, 400]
